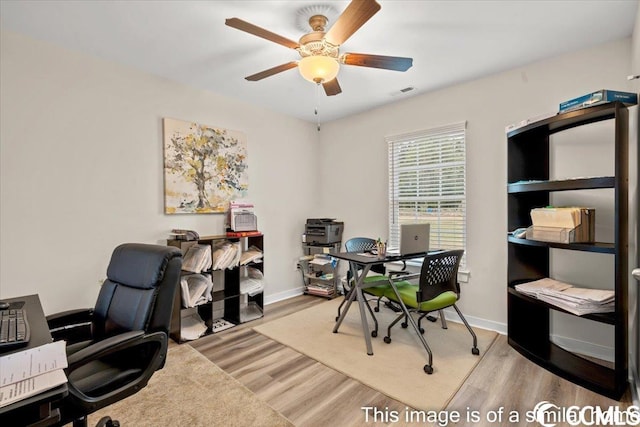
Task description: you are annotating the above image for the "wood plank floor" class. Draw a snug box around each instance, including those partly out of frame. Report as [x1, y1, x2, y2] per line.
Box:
[189, 295, 632, 427]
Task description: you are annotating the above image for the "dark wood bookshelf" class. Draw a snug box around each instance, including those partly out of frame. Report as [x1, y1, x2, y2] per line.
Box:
[506, 102, 629, 400]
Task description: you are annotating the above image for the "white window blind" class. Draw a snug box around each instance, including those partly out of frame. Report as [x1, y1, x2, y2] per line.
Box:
[387, 122, 467, 266]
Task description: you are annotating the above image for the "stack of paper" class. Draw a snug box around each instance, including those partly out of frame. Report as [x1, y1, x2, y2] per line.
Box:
[240, 245, 263, 265]
[180, 273, 214, 308]
[515, 278, 614, 316]
[240, 266, 265, 296]
[211, 241, 241, 270]
[514, 278, 573, 297]
[538, 287, 614, 316]
[182, 244, 212, 273]
[180, 311, 207, 341]
[0, 341, 68, 408]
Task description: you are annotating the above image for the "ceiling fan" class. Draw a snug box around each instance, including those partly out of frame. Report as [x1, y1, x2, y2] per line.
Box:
[225, 0, 413, 96]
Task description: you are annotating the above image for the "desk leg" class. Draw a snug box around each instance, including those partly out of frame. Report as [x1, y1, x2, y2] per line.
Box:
[333, 265, 374, 356]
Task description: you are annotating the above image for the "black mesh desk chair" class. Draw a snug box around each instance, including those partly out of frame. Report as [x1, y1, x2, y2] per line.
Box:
[382, 249, 478, 374]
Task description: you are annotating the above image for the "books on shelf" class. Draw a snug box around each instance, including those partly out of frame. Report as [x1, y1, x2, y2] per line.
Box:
[559, 89, 637, 113]
[515, 278, 614, 316]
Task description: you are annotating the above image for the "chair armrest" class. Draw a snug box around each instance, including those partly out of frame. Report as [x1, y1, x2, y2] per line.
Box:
[390, 272, 419, 282]
[47, 308, 94, 344]
[66, 330, 147, 369]
[65, 330, 168, 410]
[46, 308, 93, 330]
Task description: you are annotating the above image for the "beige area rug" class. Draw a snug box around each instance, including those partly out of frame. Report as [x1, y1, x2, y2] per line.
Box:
[87, 344, 293, 427]
[253, 298, 497, 411]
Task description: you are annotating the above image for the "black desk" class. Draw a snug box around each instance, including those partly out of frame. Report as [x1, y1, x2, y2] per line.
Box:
[0, 295, 68, 427]
[331, 251, 435, 357]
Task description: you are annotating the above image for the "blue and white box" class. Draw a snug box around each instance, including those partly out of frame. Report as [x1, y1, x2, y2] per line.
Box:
[559, 89, 637, 113]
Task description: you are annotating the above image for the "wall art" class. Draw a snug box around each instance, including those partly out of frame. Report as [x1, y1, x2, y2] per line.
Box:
[163, 118, 248, 214]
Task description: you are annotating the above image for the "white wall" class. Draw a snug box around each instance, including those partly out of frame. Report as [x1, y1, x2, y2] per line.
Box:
[0, 24, 637, 360]
[318, 38, 636, 355]
[0, 31, 319, 314]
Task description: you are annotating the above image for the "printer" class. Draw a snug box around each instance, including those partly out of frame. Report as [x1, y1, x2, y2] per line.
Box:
[305, 218, 344, 244]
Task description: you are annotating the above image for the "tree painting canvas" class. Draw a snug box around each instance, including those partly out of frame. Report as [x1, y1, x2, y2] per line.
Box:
[163, 118, 248, 214]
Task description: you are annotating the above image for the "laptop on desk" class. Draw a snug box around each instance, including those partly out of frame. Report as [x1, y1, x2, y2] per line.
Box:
[387, 223, 430, 256]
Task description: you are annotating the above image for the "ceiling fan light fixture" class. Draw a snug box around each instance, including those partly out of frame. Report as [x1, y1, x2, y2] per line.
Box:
[298, 55, 339, 84]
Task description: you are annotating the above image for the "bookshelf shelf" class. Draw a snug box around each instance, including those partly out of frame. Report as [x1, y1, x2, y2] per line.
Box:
[507, 102, 628, 400]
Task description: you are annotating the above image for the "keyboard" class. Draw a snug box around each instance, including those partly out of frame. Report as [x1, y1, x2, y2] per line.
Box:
[0, 308, 30, 350]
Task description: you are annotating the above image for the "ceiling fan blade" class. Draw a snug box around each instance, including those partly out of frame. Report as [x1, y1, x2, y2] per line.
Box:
[324, 0, 381, 46]
[322, 78, 342, 96]
[245, 62, 298, 81]
[341, 53, 413, 71]
[225, 18, 300, 50]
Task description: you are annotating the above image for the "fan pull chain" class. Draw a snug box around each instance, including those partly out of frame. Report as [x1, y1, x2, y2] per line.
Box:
[315, 82, 321, 131]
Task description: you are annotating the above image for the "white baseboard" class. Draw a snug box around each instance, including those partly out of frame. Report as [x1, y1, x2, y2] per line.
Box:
[264, 287, 305, 305]
[441, 308, 507, 335]
[550, 335, 614, 363]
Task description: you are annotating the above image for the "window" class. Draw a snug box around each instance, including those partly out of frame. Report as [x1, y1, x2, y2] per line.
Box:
[387, 122, 467, 266]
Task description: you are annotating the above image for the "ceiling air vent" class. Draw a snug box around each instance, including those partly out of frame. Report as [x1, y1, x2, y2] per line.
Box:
[390, 86, 415, 97]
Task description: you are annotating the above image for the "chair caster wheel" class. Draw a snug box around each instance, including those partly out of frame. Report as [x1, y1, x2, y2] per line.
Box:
[97, 417, 121, 427]
[374, 307, 379, 312]
[371, 330, 378, 338]
[384, 336, 391, 344]
[419, 327, 425, 334]
[335, 316, 339, 321]
[472, 347, 480, 355]
[401, 322, 408, 328]
[424, 365, 433, 374]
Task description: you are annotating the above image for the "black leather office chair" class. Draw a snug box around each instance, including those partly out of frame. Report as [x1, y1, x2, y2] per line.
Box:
[46, 243, 182, 427]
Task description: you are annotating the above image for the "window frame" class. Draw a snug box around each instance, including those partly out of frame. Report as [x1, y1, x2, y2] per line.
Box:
[386, 122, 467, 267]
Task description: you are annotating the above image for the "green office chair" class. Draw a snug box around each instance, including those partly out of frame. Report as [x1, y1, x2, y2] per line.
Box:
[382, 249, 478, 374]
[337, 237, 406, 337]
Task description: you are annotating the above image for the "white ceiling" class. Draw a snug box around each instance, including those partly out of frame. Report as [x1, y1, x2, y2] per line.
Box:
[1, 1, 637, 123]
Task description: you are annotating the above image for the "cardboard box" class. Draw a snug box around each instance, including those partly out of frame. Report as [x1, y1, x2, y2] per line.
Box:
[559, 89, 637, 113]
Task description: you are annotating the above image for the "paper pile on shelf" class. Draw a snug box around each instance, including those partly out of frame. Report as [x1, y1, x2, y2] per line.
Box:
[182, 244, 212, 273]
[240, 266, 265, 296]
[537, 287, 614, 316]
[180, 311, 208, 341]
[514, 278, 573, 297]
[211, 240, 242, 270]
[515, 278, 614, 315]
[240, 245, 263, 265]
[180, 273, 214, 308]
